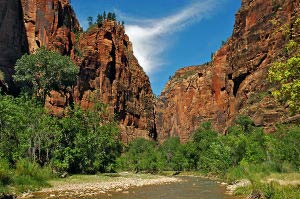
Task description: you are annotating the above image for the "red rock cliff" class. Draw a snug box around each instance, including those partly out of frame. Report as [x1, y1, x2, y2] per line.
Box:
[156, 0, 300, 142]
[0, 0, 79, 92]
[0, 0, 29, 92]
[73, 22, 156, 143]
[0, 0, 156, 142]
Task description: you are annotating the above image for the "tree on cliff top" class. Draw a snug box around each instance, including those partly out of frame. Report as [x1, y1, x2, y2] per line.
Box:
[13, 47, 79, 104]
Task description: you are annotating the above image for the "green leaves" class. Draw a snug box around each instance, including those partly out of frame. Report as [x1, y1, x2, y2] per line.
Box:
[52, 104, 121, 174]
[268, 40, 300, 113]
[13, 47, 79, 104]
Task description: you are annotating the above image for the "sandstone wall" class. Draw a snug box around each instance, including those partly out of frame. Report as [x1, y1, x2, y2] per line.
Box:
[156, 0, 300, 142]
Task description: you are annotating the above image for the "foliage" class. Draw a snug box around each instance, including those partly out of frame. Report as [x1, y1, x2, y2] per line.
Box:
[52, 104, 121, 174]
[158, 137, 188, 171]
[269, 56, 300, 113]
[117, 138, 159, 173]
[268, 40, 300, 113]
[0, 158, 52, 194]
[0, 94, 60, 164]
[87, 11, 122, 30]
[13, 47, 79, 104]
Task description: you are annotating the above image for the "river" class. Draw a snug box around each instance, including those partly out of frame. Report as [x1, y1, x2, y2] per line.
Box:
[31, 176, 237, 199]
[105, 176, 236, 199]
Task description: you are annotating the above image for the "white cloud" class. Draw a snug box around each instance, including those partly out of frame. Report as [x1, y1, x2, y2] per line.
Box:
[124, 0, 220, 74]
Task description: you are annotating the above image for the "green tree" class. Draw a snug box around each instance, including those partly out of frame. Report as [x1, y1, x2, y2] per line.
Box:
[111, 13, 116, 21]
[0, 94, 60, 165]
[87, 16, 93, 27]
[96, 14, 103, 24]
[268, 40, 300, 113]
[117, 138, 158, 173]
[269, 56, 300, 112]
[52, 104, 121, 174]
[158, 137, 188, 171]
[13, 47, 78, 104]
[107, 12, 112, 20]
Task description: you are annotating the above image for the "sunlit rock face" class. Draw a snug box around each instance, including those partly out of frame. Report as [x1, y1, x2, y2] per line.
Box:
[0, 0, 156, 142]
[0, 0, 79, 92]
[72, 21, 156, 143]
[156, 0, 300, 142]
[20, 0, 80, 54]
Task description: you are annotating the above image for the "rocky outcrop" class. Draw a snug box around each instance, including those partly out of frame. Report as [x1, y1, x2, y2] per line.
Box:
[0, 0, 79, 92]
[0, 0, 156, 142]
[0, 0, 28, 93]
[20, 0, 80, 55]
[73, 22, 156, 143]
[156, 0, 300, 142]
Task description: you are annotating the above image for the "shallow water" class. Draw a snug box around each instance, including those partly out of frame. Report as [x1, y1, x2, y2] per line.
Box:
[31, 176, 237, 199]
[103, 176, 235, 199]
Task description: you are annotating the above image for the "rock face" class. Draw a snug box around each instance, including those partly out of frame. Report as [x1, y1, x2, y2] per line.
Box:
[156, 0, 300, 142]
[0, 0, 156, 142]
[20, 0, 80, 54]
[0, 0, 79, 92]
[0, 0, 29, 93]
[73, 22, 156, 143]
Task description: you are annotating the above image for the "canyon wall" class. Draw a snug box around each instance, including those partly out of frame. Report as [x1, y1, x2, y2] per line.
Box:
[73, 22, 156, 143]
[0, 0, 28, 92]
[156, 0, 300, 142]
[0, 0, 156, 142]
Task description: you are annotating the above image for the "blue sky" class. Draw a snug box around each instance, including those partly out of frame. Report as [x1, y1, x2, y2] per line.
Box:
[71, 0, 241, 95]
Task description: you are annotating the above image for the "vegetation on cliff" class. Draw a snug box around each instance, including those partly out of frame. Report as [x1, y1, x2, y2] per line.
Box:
[269, 39, 300, 114]
[13, 47, 79, 104]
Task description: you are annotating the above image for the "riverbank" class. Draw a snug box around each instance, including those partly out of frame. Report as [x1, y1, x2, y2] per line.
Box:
[18, 173, 180, 198]
[165, 170, 300, 199]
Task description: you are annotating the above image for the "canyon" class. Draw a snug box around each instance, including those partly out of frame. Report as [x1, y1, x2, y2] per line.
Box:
[0, 0, 299, 142]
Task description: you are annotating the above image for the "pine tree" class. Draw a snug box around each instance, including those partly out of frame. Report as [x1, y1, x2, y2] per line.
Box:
[87, 16, 93, 27]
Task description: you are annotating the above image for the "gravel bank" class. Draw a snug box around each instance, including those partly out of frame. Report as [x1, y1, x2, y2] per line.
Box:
[18, 173, 180, 198]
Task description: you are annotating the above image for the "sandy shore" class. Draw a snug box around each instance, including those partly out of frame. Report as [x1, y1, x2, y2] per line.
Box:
[18, 173, 180, 198]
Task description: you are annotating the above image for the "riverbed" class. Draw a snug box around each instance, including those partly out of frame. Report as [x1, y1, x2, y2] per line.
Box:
[25, 176, 237, 199]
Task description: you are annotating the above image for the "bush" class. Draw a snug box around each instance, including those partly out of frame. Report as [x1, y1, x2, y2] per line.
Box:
[117, 138, 159, 173]
[0, 160, 12, 186]
[52, 104, 121, 174]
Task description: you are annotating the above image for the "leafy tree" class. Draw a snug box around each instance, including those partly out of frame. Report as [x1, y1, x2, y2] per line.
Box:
[13, 47, 78, 104]
[52, 104, 121, 174]
[268, 40, 300, 113]
[117, 138, 159, 173]
[158, 137, 188, 171]
[269, 126, 300, 169]
[0, 94, 60, 165]
[234, 115, 255, 134]
[269, 55, 300, 113]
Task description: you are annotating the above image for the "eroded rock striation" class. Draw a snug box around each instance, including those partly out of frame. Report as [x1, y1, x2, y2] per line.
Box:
[73, 22, 156, 142]
[156, 0, 300, 142]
